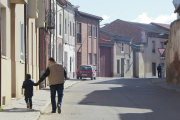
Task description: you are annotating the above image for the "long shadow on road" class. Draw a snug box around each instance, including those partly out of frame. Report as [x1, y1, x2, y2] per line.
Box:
[78, 78, 180, 120]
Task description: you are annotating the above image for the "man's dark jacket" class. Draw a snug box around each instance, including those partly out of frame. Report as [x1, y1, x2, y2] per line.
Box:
[22, 79, 38, 97]
[157, 66, 161, 72]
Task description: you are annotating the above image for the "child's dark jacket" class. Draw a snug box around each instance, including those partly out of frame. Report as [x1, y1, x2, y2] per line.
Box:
[22, 79, 38, 97]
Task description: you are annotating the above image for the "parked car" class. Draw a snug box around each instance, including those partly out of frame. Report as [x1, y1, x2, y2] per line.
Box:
[76, 65, 97, 80]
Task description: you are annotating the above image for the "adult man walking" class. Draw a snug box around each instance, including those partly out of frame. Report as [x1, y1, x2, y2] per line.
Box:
[38, 58, 67, 114]
[157, 64, 161, 78]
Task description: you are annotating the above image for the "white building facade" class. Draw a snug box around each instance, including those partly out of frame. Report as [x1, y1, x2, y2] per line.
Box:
[63, 2, 76, 79]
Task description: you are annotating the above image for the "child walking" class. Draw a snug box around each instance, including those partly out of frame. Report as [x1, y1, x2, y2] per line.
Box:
[22, 74, 39, 109]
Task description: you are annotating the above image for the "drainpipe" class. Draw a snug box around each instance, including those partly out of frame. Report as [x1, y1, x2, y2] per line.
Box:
[53, 0, 55, 58]
[56, 0, 57, 61]
[0, 0, 2, 109]
[75, 10, 77, 77]
[62, 4, 67, 66]
[50, 0, 52, 57]
[24, 4, 27, 77]
[98, 20, 101, 77]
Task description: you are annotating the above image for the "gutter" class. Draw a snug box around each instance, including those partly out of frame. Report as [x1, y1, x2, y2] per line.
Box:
[56, 1, 57, 61]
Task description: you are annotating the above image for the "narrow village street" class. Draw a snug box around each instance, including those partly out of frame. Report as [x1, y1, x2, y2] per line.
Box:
[39, 78, 180, 120]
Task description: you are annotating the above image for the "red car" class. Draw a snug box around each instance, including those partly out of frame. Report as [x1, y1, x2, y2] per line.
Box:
[76, 65, 97, 80]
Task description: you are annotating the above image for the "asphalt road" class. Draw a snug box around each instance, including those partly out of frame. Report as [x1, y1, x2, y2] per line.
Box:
[38, 78, 180, 120]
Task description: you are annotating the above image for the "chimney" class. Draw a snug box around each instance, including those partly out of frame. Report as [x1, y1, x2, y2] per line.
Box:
[173, 0, 180, 19]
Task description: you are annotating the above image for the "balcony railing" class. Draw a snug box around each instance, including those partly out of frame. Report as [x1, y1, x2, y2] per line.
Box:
[10, 0, 27, 4]
[46, 9, 55, 29]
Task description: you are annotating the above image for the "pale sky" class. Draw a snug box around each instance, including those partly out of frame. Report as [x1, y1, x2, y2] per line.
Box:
[69, 0, 177, 25]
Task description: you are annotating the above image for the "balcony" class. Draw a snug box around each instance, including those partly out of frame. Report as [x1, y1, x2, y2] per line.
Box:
[45, 9, 55, 29]
[27, 0, 38, 18]
[10, 0, 28, 4]
[36, 0, 45, 27]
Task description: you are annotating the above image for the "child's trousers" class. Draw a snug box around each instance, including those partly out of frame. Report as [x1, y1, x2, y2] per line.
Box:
[25, 97, 32, 108]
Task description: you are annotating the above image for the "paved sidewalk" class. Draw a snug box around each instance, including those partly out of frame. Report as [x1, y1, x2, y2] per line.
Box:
[0, 80, 80, 120]
[151, 78, 180, 92]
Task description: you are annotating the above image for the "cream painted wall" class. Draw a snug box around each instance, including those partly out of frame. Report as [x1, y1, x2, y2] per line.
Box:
[27, 19, 39, 90]
[113, 43, 133, 78]
[1, 0, 40, 107]
[137, 37, 166, 78]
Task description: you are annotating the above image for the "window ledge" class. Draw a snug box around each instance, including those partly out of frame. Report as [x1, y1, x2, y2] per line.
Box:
[121, 51, 124, 53]
[2, 56, 8, 60]
[20, 60, 25, 64]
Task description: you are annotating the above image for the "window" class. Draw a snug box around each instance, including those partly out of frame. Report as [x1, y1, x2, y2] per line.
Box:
[73, 23, 75, 37]
[117, 60, 120, 73]
[152, 41, 155, 53]
[65, 18, 67, 34]
[20, 22, 24, 61]
[88, 25, 92, 37]
[70, 21, 72, 36]
[77, 23, 81, 43]
[94, 26, 97, 38]
[79, 66, 92, 70]
[94, 54, 97, 65]
[121, 43, 124, 51]
[59, 14, 61, 36]
[89, 53, 92, 64]
[152, 63, 156, 76]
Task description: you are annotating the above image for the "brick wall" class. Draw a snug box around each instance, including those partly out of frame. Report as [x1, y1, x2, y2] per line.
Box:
[103, 19, 144, 44]
[76, 15, 100, 76]
[39, 28, 46, 71]
[39, 28, 50, 71]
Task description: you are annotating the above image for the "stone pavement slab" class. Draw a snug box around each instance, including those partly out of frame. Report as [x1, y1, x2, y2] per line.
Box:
[0, 80, 80, 120]
[151, 78, 180, 92]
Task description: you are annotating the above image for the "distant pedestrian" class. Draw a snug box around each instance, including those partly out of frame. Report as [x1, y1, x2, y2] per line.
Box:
[157, 64, 161, 78]
[22, 74, 38, 109]
[37, 58, 67, 114]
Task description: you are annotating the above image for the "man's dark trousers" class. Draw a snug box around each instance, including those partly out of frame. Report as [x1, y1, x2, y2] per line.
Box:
[158, 71, 161, 78]
[50, 84, 64, 112]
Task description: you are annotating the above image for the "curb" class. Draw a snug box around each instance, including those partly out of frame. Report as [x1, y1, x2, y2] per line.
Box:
[37, 80, 80, 117]
[150, 80, 180, 93]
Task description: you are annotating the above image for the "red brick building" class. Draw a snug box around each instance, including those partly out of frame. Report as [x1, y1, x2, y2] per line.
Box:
[75, 11, 103, 76]
[99, 28, 132, 77]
